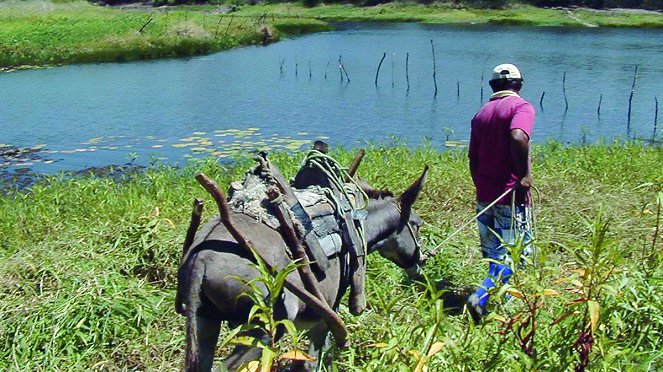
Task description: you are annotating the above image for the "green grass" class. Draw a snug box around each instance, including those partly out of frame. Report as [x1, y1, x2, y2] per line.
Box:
[1, 143, 662, 370]
[0, 0, 330, 69]
[2, 1, 663, 69]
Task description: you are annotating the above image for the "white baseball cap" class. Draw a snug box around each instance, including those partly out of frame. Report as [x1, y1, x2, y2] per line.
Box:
[491, 63, 522, 81]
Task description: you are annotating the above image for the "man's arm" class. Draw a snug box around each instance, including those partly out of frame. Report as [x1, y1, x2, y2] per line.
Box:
[510, 128, 531, 189]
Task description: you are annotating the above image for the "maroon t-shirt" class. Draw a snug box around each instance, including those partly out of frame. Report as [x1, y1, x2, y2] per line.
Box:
[469, 94, 535, 205]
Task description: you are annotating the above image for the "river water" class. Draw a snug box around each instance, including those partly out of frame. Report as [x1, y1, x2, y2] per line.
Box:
[1, 23, 662, 174]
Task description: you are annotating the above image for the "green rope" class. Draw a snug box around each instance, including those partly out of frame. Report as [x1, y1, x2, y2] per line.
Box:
[301, 150, 369, 253]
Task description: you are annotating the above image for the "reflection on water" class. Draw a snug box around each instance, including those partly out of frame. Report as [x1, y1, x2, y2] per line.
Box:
[1, 23, 662, 176]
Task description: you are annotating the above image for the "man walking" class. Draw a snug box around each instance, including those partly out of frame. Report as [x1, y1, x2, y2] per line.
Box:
[467, 63, 535, 319]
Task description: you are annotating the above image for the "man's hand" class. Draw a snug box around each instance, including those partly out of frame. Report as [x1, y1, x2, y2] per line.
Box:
[518, 174, 533, 189]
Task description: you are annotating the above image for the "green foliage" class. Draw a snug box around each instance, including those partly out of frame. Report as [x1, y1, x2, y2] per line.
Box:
[1, 143, 662, 370]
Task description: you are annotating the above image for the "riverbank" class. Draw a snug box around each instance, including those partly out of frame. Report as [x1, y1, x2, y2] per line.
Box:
[1, 143, 661, 370]
[2, 1, 663, 70]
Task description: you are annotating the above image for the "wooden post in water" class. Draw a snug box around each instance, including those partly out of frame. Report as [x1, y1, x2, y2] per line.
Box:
[627, 65, 638, 135]
[430, 40, 438, 97]
[308, 60, 312, 79]
[338, 55, 343, 83]
[456, 80, 460, 102]
[654, 96, 659, 141]
[597, 94, 603, 116]
[391, 53, 395, 88]
[480, 72, 485, 103]
[375, 53, 386, 87]
[480, 55, 491, 103]
[279, 58, 285, 76]
[562, 71, 569, 112]
[406, 52, 410, 93]
[539, 91, 545, 109]
[324, 60, 330, 80]
[295, 58, 298, 78]
[340, 56, 350, 83]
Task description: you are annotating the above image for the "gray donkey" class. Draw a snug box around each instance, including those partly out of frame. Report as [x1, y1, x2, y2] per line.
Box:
[177, 166, 428, 371]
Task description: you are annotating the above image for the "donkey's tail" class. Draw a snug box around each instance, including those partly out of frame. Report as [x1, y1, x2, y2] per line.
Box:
[184, 257, 204, 372]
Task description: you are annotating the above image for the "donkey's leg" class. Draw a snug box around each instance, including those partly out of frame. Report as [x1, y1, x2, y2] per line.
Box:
[196, 315, 221, 372]
[306, 322, 332, 371]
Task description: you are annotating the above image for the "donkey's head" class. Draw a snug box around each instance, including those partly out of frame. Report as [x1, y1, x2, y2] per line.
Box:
[363, 166, 429, 269]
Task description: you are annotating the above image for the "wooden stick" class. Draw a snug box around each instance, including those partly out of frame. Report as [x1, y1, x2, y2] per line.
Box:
[195, 173, 348, 347]
[279, 58, 285, 76]
[597, 94, 603, 116]
[375, 53, 386, 87]
[539, 91, 545, 109]
[338, 55, 343, 83]
[406, 52, 410, 92]
[562, 71, 568, 112]
[627, 65, 638, 134]
[431, 40, 438, 97]
[182, 198, 204, 257]
[139, 17, 153, 34]
[339, 56, 350, 83]
[346, 148, 365, 181]
[308, 60, 312, 79]
[456, 80, 460, 102]
[653, 96, 659, 141]
[324, 60, 330, 80]
[266, 188, 326, 302]
[295, 58, 298, 78]
[391, 53, 395, 88]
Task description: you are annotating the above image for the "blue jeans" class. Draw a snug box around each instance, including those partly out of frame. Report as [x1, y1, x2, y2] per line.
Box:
[470, 203, 534, 311]
[476, 203, 533, 262]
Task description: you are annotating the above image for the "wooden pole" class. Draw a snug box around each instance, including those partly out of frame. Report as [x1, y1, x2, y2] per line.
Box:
[597, 94, 603, 116]
[539, 91, 545, 109]
[562, 71, 569, 112]
[345, 149, 366, 182]
[456, 80, 460, 102]
[406, 52, 410, 92]
[194, 173, 349, 347]
[480, 72, 485, 103]
[308, 60, 312, 79]
[627, 65, 638, 134]
[654, 96, 659, 141]
[391, 53, 395, 88]
[430, 40, 437, 97]
[375, 53, 386, 87]
[324, 60, 330, 80]
[139, 17, 153, 34]
[480, 55, 491, 103]
[338, 55, 343, 83]
[295, 58, 298, 78]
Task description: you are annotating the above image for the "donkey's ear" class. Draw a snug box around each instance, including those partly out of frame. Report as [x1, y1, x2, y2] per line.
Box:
[399, 165, 429, 210]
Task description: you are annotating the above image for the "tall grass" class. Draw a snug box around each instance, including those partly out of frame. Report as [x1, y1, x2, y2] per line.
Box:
[0, 143, 661, 370]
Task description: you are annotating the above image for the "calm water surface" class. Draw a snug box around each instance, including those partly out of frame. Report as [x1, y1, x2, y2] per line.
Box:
[1, 23, 662, 173]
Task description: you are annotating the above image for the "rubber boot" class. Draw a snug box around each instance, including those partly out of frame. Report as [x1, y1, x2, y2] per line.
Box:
[467, 262, 513, 321]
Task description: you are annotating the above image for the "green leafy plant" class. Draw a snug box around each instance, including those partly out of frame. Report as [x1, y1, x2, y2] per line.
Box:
[216, 249, 308, 372]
